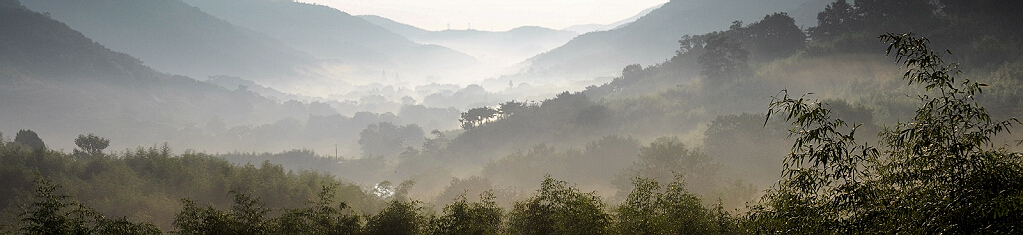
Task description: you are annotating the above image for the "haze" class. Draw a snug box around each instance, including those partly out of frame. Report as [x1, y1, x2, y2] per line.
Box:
[2, 0, 1022, 233]
[300, 0, 670, 31]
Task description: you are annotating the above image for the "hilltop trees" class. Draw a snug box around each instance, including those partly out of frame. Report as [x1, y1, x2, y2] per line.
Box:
[807, 0, 937, 42]
[14, 130, 44, 150]
[743, 13, 805, 60]
[459, 107, 499, 130]
[698, 32, 749, 82]
[692, 13, 804, 84]
[73, 134, 109, 158]
[809, 0, 857, 40]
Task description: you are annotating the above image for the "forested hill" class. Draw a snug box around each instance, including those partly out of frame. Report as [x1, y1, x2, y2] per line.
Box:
[0, 2, 319, 151]
[0, 2, 148, 81]
[394, 0, 1023, 205]
[516, 0, 826, 80]
[579, 0, 1023, 114]
[19, 0, 316, 82]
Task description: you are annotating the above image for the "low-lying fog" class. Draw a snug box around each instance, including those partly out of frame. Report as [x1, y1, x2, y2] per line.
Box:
[3, 0, 1023, 232]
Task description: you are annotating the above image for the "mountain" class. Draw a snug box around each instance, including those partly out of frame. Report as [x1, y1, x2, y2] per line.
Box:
[357, 15, 432, 40]
[180, 0, 479, 83]
[518, 0, 829, 81]
[358, 15, 578, 70]
[18, 0, 316, 82]
[562, 3, 664, 34]
[0, 1, 313, 151]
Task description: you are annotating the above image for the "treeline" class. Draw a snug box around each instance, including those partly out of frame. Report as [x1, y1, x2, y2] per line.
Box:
[0, 132, 381, 232]
[5, 170, 737, 235]
[0, 130, 742, 234]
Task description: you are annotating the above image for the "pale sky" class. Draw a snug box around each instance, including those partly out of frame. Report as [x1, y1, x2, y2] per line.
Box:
[298, 0, 669, 32]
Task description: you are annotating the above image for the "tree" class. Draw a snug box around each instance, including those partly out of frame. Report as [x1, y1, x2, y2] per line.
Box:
[173, 199, 233, 235]
[621, 64, 643, 80]
[228, 191, 271, 235]
[430, 191, 503, 235]
[854, 0, 936, 33]
[871, 33, 1023, 233]
[615, 177, 734, 235]
[507, 176, 610, 235]
[20, 178, 160, 235]
[748, 33, 1023, 234]
[459, 107, 499, 130]
[73, 134, 109, 157]
[173, 191, 274, 235]
[744, 13, 806, 60]
[14, 129, 44, 150]
[808, 0, 858, 40]
[363, 200, 428, 235]
[19, 178, 93, 235]
[676, 34, 706, 56]
[498, 101, 528, 118]
[698, 33, 749, 83]
[275, 183, 361, 235]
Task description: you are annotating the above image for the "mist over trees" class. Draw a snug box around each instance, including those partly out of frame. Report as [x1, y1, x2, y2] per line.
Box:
[3, 0, 1023, 234]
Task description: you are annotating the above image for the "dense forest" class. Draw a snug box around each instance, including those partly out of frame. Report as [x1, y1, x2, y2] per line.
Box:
[2, 0, 1023, 234]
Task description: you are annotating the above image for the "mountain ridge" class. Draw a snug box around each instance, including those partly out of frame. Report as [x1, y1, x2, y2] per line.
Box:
[518, 0, 830, 82]
[357, 15, 578, 71]
[0, 2, 315, 151]
[561, 3, 665, 34]
[181, 0, 481, 85]
[19, 0, 317, 82]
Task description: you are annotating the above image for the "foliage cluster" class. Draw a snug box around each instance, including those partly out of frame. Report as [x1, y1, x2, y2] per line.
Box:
[0, 137, 378, 231]
[748, 33, 1023, 234]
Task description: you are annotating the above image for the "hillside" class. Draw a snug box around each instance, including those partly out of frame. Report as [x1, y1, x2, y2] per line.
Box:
[0, 2, 441, 154]
[358, 15, 578, 70]
[378, 0, 1023, 205]
[181, 0, 480, 84]
[517, 0, 828, 81]
[561, 3, 664, 34]
[19, 0, 316, 82]
[0, 2, 291, 150]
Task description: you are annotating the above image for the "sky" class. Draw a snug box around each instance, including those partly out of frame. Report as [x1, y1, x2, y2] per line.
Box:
[298, 0, 669, 32]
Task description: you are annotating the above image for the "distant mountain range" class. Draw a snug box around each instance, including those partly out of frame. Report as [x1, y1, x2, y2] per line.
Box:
[517, 0, 830, 81]
[561, 3, 665, 34]
[359, 15, 578, 71]
[1, 1, 299, 150]
[19, 0, 317, 82]
[181, 0, 480, 85]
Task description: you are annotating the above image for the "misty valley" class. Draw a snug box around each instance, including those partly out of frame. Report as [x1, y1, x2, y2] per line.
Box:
[1, 0, 1022, 234]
